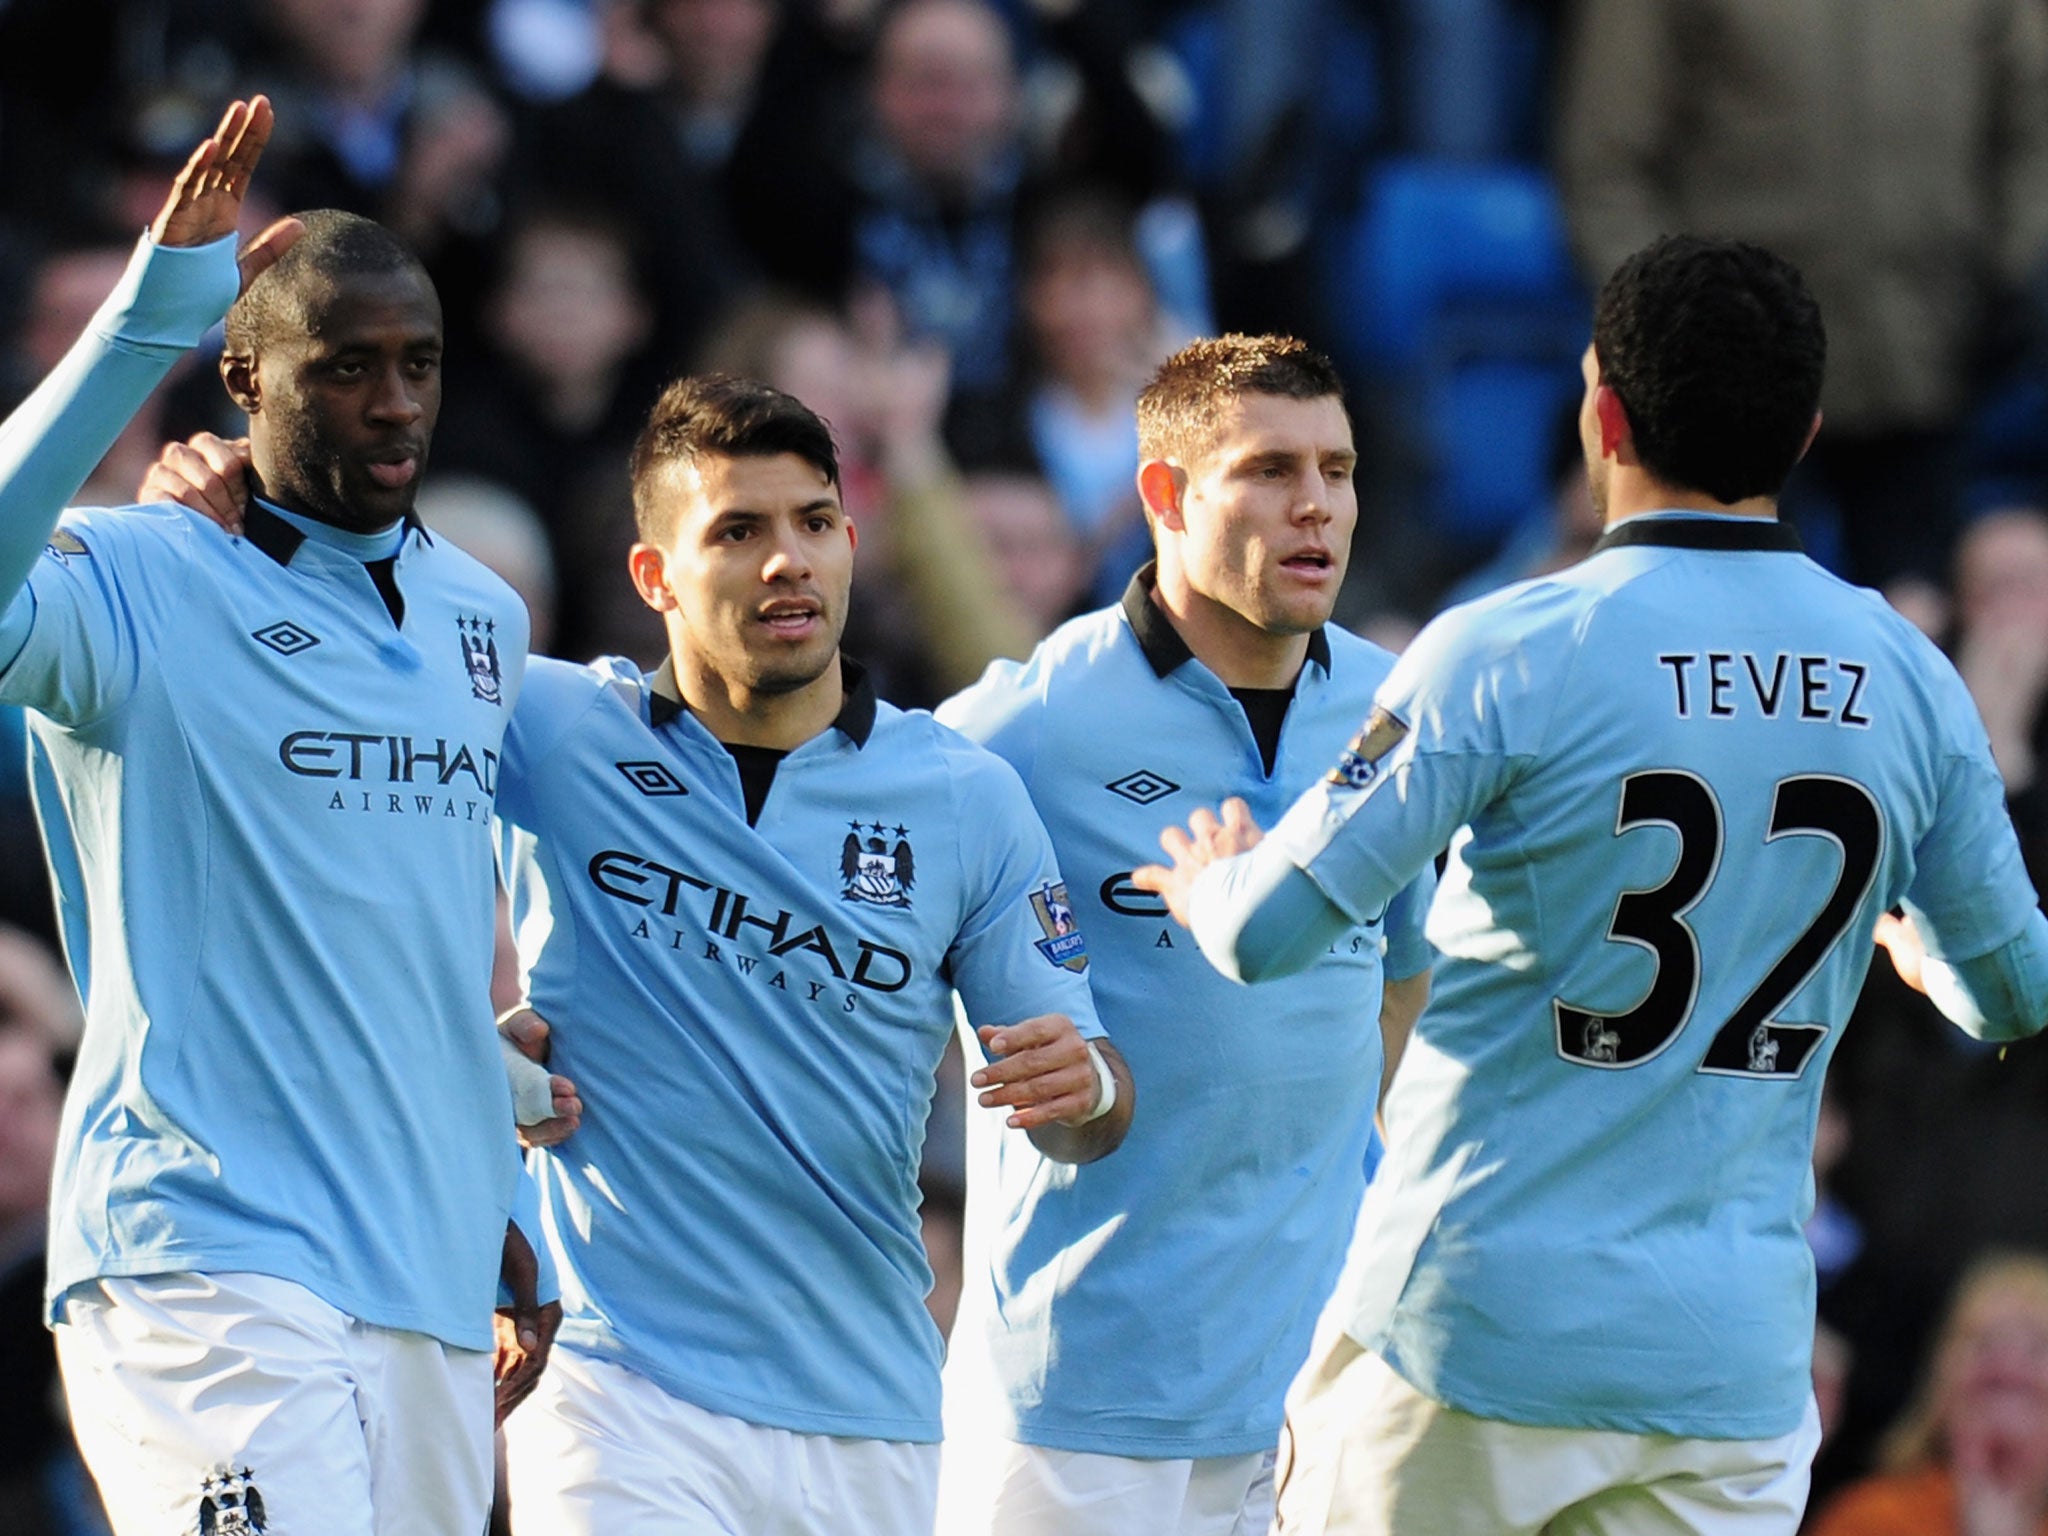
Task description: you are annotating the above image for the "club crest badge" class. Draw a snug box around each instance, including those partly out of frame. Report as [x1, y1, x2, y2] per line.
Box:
[841, 821, 915, 908]
[1029, 880, 1089, 973]
[457, 614, 503, 704]
[1326, 707, 1410, 790]
[196, 1464, 267, 1534]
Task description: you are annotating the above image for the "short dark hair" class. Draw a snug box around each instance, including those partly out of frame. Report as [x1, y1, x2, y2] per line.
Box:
[224, 209, 433, 355]
[1137, 333, 1345, 466]
[630, 373, 840, 542]
[1592, 235, 1825, 504]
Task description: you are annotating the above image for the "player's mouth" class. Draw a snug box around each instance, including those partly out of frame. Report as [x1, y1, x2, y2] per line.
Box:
[363, 447, 422, 491]
[757, 598, 823, 639]
[1279, 549, 1336, 582]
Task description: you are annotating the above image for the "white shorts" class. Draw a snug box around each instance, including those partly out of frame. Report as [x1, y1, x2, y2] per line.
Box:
[56, 1270, 494, 1536]
[1272, 1332, 1823, 1536]
[501, 1346, 940, 1535]
[938, 1434, 1276, 1536]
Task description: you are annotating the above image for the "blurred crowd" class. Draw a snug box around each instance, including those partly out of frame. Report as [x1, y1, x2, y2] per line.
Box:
[5, 0, 2048, 1530]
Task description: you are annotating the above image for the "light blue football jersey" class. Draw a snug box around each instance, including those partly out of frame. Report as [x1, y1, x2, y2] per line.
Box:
[0, 235, 531, 1349]
[497, 655, 1105, 1443]
[936, 577, 1435, 1457]
[1244, 513, 2039, 1439]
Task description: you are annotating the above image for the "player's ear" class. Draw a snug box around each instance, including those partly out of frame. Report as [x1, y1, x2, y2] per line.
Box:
[1593, 385, 1634, 465]
[1797, 410, 1823, 464]
[628, 543, 675, 613]
[845, 516, 858, 555]
[221, 350, 259, 414]
[1137, 460, 1186, 531]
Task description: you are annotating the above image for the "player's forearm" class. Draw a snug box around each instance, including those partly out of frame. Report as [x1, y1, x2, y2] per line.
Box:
[1921, 907, 2048, 1043]
[0, 234, 240, 604]
[1026, 1039, 1135, 1164]
[1188, 840, 1355, 984]
[1377, 968, 1431, 1105]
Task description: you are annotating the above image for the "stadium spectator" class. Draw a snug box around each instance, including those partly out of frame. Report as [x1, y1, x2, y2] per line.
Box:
[949, 187, 1184, 606]
[503, 0, 794, 367]
[415, 473, 562, 657]
[237, 0, 514, 356]
[432, 199, 660, 662]
[1555, 0, 2048, 611]
[1808, 1250, 2048, 1536]
[732, 0, 1175, 398]
[0, 995, 93, 1536]
[1140, 235, 2048, 1532]
[5, 243, 216, 512]
[959, 468, 1091, 639]
[937, 333, 1434, 1536]
[2, 102, 554, 1531]
[1951, 507, 2048, 888]
[1810, 506, 2048, 1496]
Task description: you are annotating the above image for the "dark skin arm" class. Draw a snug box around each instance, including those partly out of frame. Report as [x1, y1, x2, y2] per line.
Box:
[149, 94, 302, 286]
[492, 1219, 560, 1424]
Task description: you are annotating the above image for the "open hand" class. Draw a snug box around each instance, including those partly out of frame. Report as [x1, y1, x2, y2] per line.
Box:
[147, 95, 302, 293]
[1131, 797, 1266, 928]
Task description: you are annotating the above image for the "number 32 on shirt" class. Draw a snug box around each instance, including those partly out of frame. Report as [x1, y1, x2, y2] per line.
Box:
[1554, 770, 1882, 1080]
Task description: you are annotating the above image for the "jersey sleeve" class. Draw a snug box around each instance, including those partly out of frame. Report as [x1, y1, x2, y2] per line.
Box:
[934, 651, 1046, 781]
[943, 744, 1105, 1041]
[1268, 598, 1555, 923]
[496, 657, 607, 829]
[501, 1160, 560, 1308]
[0, 234, 239, 614]
[1901, 675, 2042, 964]
[0, 511, 183, 724]
[1382, 859, 1438, 981]
[0, 233, 238, 713]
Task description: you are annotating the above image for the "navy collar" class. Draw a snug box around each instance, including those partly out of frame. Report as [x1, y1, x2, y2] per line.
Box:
[242, 499, 428, 568]
[1593, 515, 1803, 555]
[647, 654, 878, 749]
[1119, 563, 1333, 680]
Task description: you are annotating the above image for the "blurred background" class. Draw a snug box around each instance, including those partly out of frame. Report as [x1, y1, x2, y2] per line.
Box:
[3, 0, 2048, 1529]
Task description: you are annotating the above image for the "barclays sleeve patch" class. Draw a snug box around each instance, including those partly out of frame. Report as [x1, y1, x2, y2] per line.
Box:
[1326, 707, 1410, 790]
[43, 529, 91, 562]
[1028, 880, 1089, 973]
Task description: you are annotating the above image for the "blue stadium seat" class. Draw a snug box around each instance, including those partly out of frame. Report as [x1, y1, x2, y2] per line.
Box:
[1426, 357, 1581, 542]
[1154, 4, 1381, 193]
[1331, 156, 1582, 371]
[1326, 157, 1590, 550]
[1963, 356, 2048, 514]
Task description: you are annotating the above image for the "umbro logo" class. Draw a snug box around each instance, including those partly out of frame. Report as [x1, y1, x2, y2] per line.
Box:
[251, 621, 321, 657]
[616, 760, 689, 797]
[1106, 770, 1180, 805]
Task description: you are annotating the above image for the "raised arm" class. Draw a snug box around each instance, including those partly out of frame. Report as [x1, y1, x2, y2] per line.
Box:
[0, 98, 294, 621]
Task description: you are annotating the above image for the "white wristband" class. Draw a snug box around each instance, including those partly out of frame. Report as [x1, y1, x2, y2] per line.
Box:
[1073, 1040, 1117, 1124]
[498, 1013, 556, 1125]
